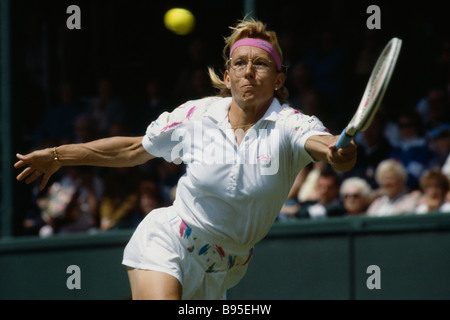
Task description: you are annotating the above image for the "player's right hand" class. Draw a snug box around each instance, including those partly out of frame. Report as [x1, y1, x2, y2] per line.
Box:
[327, 136, 358, 172]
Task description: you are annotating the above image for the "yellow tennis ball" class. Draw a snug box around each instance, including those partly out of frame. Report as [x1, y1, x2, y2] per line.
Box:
[164, 8, 195, 36]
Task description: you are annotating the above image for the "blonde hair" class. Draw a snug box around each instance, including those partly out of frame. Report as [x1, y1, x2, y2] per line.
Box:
[375, 159, 407, 184]
[340, 177, 373, 200]
[208, 18, 289, 104]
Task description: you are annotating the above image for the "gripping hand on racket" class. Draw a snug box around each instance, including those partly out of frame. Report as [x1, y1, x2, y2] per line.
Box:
[306, 134, 357, 173]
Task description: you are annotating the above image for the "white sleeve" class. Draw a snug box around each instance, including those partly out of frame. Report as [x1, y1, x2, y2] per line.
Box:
[284, 111, 332, 163]
[142, 100, 199, 162]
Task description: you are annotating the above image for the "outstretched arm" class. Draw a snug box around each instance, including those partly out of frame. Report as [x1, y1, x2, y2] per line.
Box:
[14, 136, 154, 190]
[305, 134, 357, 172]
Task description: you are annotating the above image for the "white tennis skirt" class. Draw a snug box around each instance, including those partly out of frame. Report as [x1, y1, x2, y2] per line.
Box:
[122, 206, 254, 300]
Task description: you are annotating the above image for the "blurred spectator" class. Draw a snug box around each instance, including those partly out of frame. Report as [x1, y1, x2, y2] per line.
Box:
[348, 30, 383, 104]
[442, 155, 450, 188]
[38, 167, 103, 236]
[172, 39, 212, 104]
[32, 82, 83, 146]
[295, 166, 346, 219]
[367, 159, 418, 217]
[389, 110, 434, 190]
[132, 78, 169, 135]
[136, 177, 165, 220]
[416, 87, 450, 131]
[288, 62, 315, 109]
[296, 89, 336, 131]
[99, 120, 139, 231]
[37, 180, 77, 236]
[278, 163, 325, 221]
[297, 162, 324, 203]
[352, 31, 383, 84]
[156, 160, 185, 205]
[22, 182, 50, 236]
[86, 78, 125, 137]
[184, 67, 215, 101]
[340, 177, 373, 216]
[73, 113, 98, 143]
[427, 124, 450, 170]
[415, 169, 450, 214]
[278, 165, 311, 221]
[99, 167, 140, 230]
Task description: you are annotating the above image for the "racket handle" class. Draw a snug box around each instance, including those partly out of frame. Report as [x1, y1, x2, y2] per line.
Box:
[336, 129, 353, 150]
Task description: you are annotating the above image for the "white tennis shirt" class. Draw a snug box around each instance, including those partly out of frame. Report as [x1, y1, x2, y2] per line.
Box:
[142, 96, 331, 250]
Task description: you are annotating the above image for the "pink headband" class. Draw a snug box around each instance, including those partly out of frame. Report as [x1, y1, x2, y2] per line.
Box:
[230, 38, 282, 71]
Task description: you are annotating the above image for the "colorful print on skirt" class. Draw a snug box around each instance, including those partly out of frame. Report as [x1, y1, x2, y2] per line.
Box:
[169, 215, 253, 273]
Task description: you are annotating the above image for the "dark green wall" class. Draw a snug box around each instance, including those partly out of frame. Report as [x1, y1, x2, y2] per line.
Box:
[0, 231, 132, 300]
[228, 214, 450, 300]
[1, 214, 450, 300]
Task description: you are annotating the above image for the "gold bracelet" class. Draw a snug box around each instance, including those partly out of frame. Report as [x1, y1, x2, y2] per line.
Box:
[53, 146, 60, 161]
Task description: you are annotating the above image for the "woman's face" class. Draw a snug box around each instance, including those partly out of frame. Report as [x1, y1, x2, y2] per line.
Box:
[379, 170, 405, 199]
[423, 180, 446, 209]
[343, 186, 367, 215]
[224, 46, 285, 111]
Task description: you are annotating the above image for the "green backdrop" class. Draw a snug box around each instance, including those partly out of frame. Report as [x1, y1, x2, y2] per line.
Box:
[1, 214, 449, 300]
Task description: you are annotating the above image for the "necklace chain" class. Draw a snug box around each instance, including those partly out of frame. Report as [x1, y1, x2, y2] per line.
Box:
[228, 109, 256, 130]
[231, 123, 256, 129]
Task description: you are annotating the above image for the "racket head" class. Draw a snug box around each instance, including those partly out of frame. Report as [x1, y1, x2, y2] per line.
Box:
[345, 37, 402, 136]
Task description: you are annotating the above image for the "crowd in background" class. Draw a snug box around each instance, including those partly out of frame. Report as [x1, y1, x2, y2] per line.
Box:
[11, 2, 450, 237]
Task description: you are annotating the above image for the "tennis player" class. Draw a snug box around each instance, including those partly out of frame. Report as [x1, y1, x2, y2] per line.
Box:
[14, 19, 357, 299]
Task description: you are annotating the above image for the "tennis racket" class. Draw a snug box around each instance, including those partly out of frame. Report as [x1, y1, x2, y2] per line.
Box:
[336, 37, 402, 149]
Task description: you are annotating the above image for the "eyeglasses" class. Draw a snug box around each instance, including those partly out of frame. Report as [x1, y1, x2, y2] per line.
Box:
[344, 193, 361, 199]
[228, 56, 273, 76]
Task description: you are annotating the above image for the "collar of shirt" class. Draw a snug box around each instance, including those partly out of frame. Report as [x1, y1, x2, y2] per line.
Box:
[204, 97, 283, 129]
